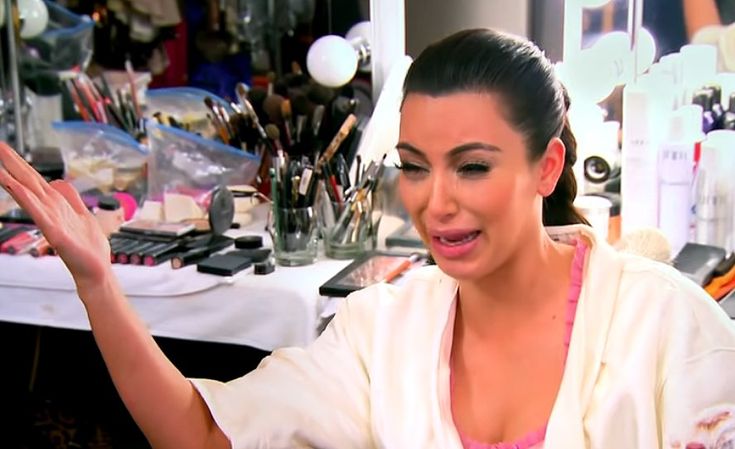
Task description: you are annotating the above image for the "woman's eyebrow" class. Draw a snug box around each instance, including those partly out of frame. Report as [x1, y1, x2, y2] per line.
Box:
[447, 142, 502, 157]
[396, 142, 425, 156]
[396, 142, 501, 158]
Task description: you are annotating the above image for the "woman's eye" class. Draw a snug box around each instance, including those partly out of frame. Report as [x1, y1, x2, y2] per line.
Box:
[458, 162, 490, 177]
[395, 162, 428, 178]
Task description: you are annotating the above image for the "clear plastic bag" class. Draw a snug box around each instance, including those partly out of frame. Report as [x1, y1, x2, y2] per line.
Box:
[145, 87, 232, 135]
[22, 1, 95, 72]
[146, 123, 260, 217]
[52, 121, 148, 200]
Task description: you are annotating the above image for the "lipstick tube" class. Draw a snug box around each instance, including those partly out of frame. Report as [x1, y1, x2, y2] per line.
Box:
[118, 240, 159, 265]
[127, 241, 163, 265]
[112, 240, 145, 264]
[2, 230, 42, 254]
[0, 227, 27, 245]
[29, 237, 53, 257]
[142, 241, 185, 266]
[170, 247, 210, 270]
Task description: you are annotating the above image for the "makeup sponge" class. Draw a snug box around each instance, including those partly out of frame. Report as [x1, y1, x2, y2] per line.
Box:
[112, 192, 138, 221]
[614, 228, 672, 263]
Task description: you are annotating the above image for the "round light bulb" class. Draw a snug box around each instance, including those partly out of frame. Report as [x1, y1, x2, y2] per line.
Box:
[557, 48, 617, 104]
[636, 27, 657, 74]
[307, 35, 359, 88]
[346, 21, 372, 72]
[346, 21, 371, 44]
[589, 31, 631, 84]
[18, 0, 49, 39]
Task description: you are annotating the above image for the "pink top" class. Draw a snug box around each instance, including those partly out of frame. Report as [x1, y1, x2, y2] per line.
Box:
[452, 239, 588, 449]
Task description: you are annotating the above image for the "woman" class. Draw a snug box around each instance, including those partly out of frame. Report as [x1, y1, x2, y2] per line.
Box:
[1, 29, 734, 449]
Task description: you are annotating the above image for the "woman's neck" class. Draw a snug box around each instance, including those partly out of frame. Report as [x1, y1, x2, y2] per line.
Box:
[456, 227, 576, 335]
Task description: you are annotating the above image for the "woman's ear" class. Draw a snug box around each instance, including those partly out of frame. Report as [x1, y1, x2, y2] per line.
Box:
[536, 137, 566, 197]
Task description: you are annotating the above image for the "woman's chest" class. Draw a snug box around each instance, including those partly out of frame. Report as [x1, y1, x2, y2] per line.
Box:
[449, 325, 568, 444]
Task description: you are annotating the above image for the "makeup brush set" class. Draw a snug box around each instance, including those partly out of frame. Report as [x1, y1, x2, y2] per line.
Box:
[62, 69, 146, 142]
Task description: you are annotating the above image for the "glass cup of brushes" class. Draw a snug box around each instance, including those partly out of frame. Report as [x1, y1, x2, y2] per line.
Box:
[268, 206, 320, 266]
[320, 187, 383, 260]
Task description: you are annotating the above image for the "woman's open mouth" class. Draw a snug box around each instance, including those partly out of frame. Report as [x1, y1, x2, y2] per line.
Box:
[430, 230, 481, 259]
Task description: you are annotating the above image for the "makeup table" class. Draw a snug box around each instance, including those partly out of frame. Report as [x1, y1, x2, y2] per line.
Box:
[0, 250, 349, 351]
[0, 204, 357, 351]
[0, 200, 408, 350]
[0, 253, 351, 350]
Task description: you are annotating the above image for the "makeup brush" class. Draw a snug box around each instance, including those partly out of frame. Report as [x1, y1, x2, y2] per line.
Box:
[292, 94, 311, 144]
[383, 253, 423, 283]
[266, 71, 277, 95]
[317, 113, 357, 173]
[307, 84, 336, 106]
[262, 94, 286, 125]
[65, 79, 91, 122]
[311, 104, 326, 139]
[235, 83, 268, 140]
[204, 97, 230, 142]
[125, 59, 142, 117]
[281, 99, 294, 146]
[292, 61, 303, 75]
[265, 124, 285, 157]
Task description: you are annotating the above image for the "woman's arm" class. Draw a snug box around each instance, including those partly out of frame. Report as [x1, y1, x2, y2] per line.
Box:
[683, 0, 722, 39]
[0, 143, 228, 449]
[81, 276, 230, 449]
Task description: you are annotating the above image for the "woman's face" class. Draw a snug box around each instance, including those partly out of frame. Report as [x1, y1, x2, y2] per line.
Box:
[398, 92, 554, 281]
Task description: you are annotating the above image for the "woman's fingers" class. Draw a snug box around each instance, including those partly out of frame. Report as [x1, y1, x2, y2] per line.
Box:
[0, 142, 50, 199]
[0, 167, 53, 228]
[50, 180, 89, 216]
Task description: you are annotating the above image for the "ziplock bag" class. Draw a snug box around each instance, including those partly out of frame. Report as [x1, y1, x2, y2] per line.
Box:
[22, 1, 95, 72]
[145, 87, 233, 135]
[52, 121, 148, 200]
[146, 123, 260, 217]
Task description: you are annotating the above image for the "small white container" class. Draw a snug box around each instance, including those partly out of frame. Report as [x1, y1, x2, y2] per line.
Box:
[575, 195, 613, 242]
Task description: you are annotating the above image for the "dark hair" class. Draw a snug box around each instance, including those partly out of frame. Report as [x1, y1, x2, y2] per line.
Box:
[402, 29, 589, 227]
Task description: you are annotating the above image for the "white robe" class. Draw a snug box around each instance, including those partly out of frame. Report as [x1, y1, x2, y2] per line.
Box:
[192, 225, 735, 448]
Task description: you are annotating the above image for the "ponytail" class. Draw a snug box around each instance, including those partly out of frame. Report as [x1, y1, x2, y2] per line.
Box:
[542, 113, 589, 227]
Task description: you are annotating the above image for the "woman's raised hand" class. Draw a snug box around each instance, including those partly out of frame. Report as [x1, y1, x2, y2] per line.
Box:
[0, 142, 113, 293]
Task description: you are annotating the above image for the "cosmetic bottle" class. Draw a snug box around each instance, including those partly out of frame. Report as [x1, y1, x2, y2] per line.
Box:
[621, 76, 669, 234]
[695, 130, 735, 251]
[723, 93, 735, 130]
[692, 89, 717, 133]
[95, 196, 125, 238]
[658, 107, 703, 256]
[704, 84, 725, 129]
[716, 73, 735, 111]
[574, 195, 612, 242]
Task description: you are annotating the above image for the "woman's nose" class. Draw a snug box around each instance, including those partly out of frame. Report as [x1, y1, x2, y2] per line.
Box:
[425, 172, 459, 220]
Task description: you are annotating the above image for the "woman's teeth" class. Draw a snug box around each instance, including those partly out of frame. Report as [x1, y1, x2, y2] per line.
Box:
[438, 232, 479, 246]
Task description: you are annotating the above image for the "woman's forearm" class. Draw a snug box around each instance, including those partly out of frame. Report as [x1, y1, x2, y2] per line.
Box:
[79, 274, 230, 449]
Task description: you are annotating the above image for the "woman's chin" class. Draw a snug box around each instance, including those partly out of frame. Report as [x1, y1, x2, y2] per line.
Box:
[432, 257, 488, 282]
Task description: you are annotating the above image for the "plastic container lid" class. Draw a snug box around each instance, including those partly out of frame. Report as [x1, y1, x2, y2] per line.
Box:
[97, 196, 120, 211]
[716, 72, 735, 110]
[705, 84, 723, 104]
[693, 89, 714, 112]
[589, 192, 621, 216]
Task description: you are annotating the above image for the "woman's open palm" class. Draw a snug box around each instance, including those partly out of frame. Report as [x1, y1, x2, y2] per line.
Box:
[0, 142, 112, 291]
